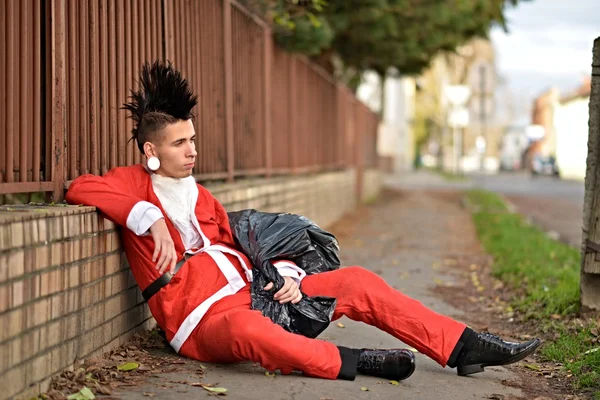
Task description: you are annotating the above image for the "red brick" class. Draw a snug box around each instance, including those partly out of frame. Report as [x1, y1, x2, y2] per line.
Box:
[23, 247, 34, 274]
[105, 253, 121, 275]
[67, 215, 82, 237]
[26, 298, 50, 329]
[45, 320, 62, 349]
[34, 246, 49, 271]
[111, 272, 128, 295]
[68, 265, 80, 288]
[0, 284, 9, 313]
[0, 339, 7, 372]
[2, 308, 25, 342]
[72, 237, 82, 260]
[50, 242, 63, 267]
[9, 336, 22, 368]
[50, 292, 65, 320]
[0, 253, 8, 282]
[10, 222, 25, 248]
[7, 250, 25, 279]
[2, 363, 26, 399]
[11, 279, 24, 308]
[29, 352, 51, 384]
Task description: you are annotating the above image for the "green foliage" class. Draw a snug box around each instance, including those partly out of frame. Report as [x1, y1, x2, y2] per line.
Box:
[465, 189, 581, 318]
[244, 0, 526, 75]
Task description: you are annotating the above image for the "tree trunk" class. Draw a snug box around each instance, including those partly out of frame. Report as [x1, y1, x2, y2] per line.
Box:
[580, 37, 600, 312]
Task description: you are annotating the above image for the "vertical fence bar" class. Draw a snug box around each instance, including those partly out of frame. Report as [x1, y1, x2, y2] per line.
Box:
[50, 0, 66, 200]
[163, 0, 174, 60]
[263, 27, 272, 177]
[6, 0, 15, 183]
[89, 0, 99, 175]
[33, 0, 42, 181]
[19, 1, 29, 182]
[79, 0, 89, 175]
[108, 0, 117, 169]
[99, 0, 109, 174]
[116, 0, 125, 166]
[288, 57, 297, 172]
[223, 0, 234, 181]
[68, 0, 78, 179]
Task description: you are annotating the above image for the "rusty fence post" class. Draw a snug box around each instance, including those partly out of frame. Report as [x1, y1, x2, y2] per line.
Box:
[263, 25, 273, 178]
[50, 0, 67, 201]
[354, 100, 364, 204]
[289, 56, 297, 174]
[223, 0, 235, 182]
[581, 37, 600, 312]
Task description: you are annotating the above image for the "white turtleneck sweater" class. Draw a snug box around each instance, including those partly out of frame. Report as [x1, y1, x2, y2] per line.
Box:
[125, 172, 304, 283]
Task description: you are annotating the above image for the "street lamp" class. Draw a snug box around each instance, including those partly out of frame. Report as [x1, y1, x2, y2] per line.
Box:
[444, 85, 471, 173]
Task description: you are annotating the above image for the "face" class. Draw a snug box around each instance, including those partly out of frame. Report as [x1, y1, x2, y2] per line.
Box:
[144, 119, 197, 179]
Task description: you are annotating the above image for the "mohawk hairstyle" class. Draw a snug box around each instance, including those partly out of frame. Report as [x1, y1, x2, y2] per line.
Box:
[123, 61, 198, 153]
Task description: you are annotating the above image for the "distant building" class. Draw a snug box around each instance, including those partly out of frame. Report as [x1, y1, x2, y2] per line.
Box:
[357, 72, 416, 173]
[554, 78, 591, 180]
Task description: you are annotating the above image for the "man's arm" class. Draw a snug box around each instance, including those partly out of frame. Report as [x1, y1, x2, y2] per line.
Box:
[66, 167, 162, 233]
[66, 167, 177, 273]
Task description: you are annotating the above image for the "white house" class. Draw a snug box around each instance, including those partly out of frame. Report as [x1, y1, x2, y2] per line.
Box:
[554, 80, 591, 180]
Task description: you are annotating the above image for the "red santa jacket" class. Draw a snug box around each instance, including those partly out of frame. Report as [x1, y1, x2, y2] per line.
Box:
[66, 164, 266, 352]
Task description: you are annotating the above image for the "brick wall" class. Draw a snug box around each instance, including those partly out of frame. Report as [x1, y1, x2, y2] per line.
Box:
[0, 169, 381, 399]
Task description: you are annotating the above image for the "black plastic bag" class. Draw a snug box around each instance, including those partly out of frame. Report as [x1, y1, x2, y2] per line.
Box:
[228, 209, 341, 338]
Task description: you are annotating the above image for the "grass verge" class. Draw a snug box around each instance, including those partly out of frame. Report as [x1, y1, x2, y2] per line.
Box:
[465, 189, 600, 394]
[423, 167, 468, 181]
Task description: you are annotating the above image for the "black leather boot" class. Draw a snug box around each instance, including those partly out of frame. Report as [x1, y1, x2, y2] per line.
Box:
[357, 349, 416, 381]
[455, 332, 542, 376]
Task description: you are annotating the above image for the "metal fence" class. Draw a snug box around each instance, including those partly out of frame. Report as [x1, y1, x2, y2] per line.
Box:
[0, 0, 380, 201]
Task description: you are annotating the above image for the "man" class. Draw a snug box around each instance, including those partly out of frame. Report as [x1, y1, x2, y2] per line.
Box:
[66, 61, 541, 382]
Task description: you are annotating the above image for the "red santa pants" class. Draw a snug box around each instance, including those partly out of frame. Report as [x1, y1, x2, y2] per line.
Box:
[180, 266, 467, 379]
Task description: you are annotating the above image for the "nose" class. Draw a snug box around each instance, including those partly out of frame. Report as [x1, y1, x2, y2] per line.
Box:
[187, 141, 197, 157]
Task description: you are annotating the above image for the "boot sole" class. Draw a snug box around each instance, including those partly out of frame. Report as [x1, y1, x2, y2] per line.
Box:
[457, 339, 542, 377]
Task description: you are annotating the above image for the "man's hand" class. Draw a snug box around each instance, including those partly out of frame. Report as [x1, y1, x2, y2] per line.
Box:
[149, 218, 177, 274]
[264, 277, 302, 304]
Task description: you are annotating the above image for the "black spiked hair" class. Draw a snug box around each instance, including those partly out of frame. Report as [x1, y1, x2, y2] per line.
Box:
[123, 61, 198, 153]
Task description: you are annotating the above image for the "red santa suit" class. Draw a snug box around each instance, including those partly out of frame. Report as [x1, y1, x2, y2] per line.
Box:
[66, 164, 467, 379]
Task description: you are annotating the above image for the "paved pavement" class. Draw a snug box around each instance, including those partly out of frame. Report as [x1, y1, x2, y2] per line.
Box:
[108, 181, 526, 400]
[473, 172, 584, 248]
[388, 170, 585, 248]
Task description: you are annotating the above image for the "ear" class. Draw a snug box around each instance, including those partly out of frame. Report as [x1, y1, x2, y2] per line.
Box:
[143, 141, 157, 159]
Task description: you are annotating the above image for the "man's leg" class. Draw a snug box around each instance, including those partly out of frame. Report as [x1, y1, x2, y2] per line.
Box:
[180, 302, 359, 380]
[301, 266, 468, 366]
[301, 266, 541, 375]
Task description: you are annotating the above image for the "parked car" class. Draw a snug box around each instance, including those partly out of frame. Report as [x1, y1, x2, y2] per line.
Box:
[531, 154, 559, 177]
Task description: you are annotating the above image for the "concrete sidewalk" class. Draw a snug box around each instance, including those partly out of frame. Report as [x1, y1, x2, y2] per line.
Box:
[102, 185, 529, 400]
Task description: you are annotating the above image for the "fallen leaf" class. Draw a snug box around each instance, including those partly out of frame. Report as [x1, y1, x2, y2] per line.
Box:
[389, 380, 399, 385]
[360, 387, 369, 391]
[202, 386, 228, 395]
[142, 393, 156, 397]
[550, 314, 562, 320]
[66, 387, 95, 400]
[407, 347, 419, 353]
[265, 371, 276, 377]
[117, 362, 139, 372]
[584, 347, 599, 355]
[95, 384, 112, 395]
[336, 323, 345, 328]
[523, 364, 541, 371]
[487, 395, 504, 400]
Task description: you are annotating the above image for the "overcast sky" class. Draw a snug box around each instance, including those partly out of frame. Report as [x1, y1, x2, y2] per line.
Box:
[490, 0, 599, 124]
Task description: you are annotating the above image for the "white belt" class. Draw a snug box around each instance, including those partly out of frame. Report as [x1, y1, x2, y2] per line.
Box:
[169, 244, 252, 352]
